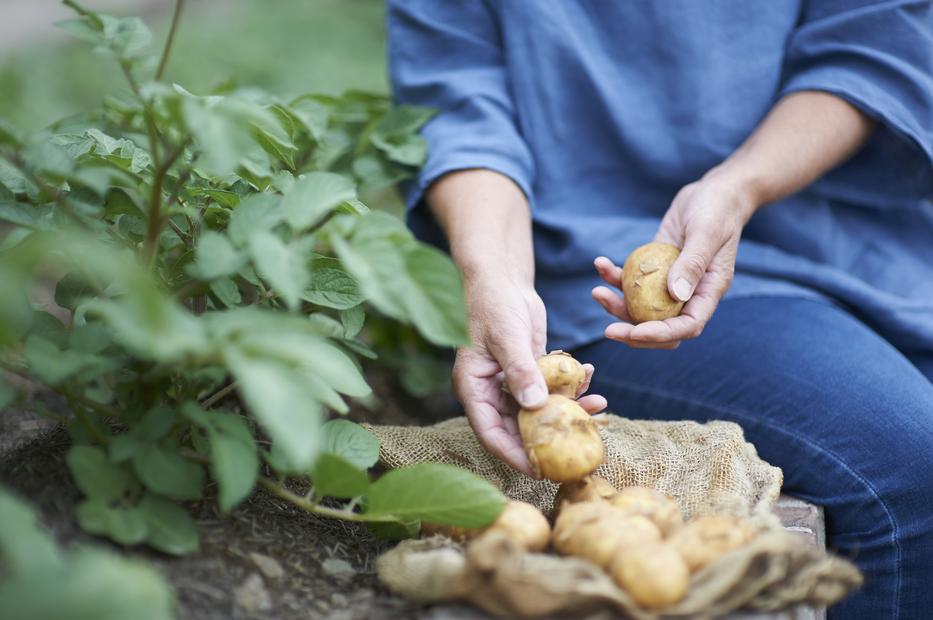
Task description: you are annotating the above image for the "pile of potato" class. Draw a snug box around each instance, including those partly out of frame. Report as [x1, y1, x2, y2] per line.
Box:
[422, 350, 759, 611]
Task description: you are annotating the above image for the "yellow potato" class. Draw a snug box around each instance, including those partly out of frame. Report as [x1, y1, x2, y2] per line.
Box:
[555, 509, 661, 569]
[611, 542, 690, 609]
[422, 500, 551, 552]
[669, 515, 757, 571]
[552, 475, 617, 515]
[621, 242, 684, 323]
[484, 500, 551, 552]
[519, 394, 605, 482]
[609, 487, 684, 537]
[536, 350, 586, 398]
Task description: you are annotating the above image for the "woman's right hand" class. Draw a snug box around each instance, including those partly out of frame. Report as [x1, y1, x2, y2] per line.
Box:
[455, 273, 607, 476]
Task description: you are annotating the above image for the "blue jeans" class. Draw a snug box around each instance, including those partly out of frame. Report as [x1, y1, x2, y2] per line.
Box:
[572, 296, 933, 620]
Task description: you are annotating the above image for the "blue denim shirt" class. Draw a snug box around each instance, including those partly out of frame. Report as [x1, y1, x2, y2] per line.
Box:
[387, 0, 933, 354]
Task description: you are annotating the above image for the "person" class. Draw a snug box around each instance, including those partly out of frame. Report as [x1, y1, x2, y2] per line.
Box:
[386, 2, 933, 617]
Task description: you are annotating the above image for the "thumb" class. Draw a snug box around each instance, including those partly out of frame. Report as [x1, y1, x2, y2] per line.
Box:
[488, 337, 548, 410]
[668, 235, 716, 302]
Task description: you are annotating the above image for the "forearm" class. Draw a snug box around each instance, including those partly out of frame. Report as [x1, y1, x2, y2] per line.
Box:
[711, 91, 876, 214]
[425, 169, 536, 286]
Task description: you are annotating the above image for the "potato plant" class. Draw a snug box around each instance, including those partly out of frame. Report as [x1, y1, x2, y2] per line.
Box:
[0, 2, 507, 611]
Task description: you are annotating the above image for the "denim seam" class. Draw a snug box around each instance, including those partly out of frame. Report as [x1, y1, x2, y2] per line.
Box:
[595, 375, 903, 620]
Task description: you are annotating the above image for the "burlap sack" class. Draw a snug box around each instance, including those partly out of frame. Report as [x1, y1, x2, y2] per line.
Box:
[367, 416, 862, 618]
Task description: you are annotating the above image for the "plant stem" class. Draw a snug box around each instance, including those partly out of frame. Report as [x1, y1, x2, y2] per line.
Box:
[256, 478, 399, 523]
[143, 138, 189, 267]
[177, 449, 396, 523]
[155, 0, 185, 82]
[200, 382, 236, 409]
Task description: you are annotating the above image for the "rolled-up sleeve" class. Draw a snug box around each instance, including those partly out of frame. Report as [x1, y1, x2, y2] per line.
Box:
[387, 0, 535, 215]
[779, 0, 933, 205]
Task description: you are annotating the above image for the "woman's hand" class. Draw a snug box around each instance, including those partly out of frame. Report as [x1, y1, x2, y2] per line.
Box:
[592, 172, 757, 349]
[456, 273, 607, 476]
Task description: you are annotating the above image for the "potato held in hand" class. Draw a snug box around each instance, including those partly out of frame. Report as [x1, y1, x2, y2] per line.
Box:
[621, 242, 684, 323]
[536, 351, 586, 398]
[519, 394, 605, 482]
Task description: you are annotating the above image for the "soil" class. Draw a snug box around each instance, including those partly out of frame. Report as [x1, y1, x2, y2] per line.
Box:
[0, 374, 481, 620]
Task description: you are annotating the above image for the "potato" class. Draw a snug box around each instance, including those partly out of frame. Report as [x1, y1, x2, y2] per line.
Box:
[484, 500, 551, 552]
[609, 487, 684, 537]
[554, 508, 661, 569]
[552, 475, 617, 515]
[621, 242, 684, 323]
[536, 350, 586, 398]
[423, 500, 551, 552]
[610, 542, 690, 609]
[519, 394, 605, 482]
[669, 515, 757, 571]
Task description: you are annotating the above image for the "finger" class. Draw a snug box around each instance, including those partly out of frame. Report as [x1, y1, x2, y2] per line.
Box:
[466, 401, 536, 477]
[577, 363, 595, 396]
[578, 393, 607, 414]
[592, 286, 633, 322]
[604, 322, 682, 349]
[667, 232, 719, 303]
[486, 332, 549, 410]
[594, 256, 623, 288]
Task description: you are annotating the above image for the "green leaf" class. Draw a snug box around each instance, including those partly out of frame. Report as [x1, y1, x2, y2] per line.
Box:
[367, 519, 420, 541]
[187, 231, 246, 280]
[371, 133, 427, 166]
[0, 545, 175, 620]
[55, 272, 94, 310]
[319, 420, 380, 469]
[209, 277, 242, 307]
[137, 493, 199, 555]
[340, 305, 365, 338]
[302, 260, 363, 310]
[23, 334, 102, 385]
[132, 444, 204, 500]
[310, 453, 369, 499]
[288, 96, 328, 141]
[0, 487, 62, 575]
[76, 499, 148, 545]
[227, 193, 282, 246]
[134, 406, 175, 441]
[109, 434, 143, 463]
[281, 172, 356, 231]
[400, 245, 470, 346]
[66, 446, 133, 503]
[365, 463, 506, 528]
[248, 230, 309, 310]
[332, 234, 407, 320]
[182, 404, 259, 512]
[225, 348, 322, 470]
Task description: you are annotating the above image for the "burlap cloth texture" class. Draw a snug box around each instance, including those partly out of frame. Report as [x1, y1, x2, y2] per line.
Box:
[365, 416, 862, 619]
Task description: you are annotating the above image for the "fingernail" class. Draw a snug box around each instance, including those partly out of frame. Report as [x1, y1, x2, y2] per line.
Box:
[520, 384, 548, 407]
[673, 277, 693, 302]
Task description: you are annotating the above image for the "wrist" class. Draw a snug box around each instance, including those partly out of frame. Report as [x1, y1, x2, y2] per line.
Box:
[701, 161, 766, 224]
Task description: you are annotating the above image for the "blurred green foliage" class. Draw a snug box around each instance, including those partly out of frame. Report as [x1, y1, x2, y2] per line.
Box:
[0, 0, 389, 130]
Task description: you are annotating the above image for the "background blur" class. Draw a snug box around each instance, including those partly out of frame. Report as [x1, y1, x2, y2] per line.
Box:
[0, 0, 389, 129]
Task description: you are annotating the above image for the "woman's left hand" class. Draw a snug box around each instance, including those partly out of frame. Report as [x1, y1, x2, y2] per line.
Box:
[592, 171, 759, 349]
